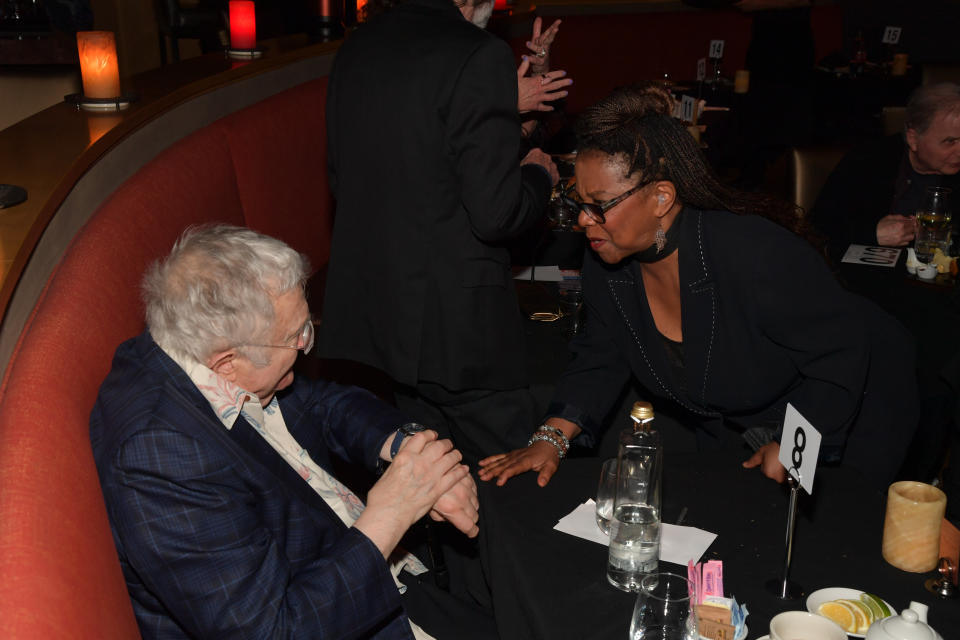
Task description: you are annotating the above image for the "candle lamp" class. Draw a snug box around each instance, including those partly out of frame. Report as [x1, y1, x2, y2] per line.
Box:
[66, 31, 136, 112]
[310, 0, 344, 42]
[734, 70, 750, 94]
[882, 481, 947, 573]
[356, 0, 369, 22]
[227, 1, 263, 59]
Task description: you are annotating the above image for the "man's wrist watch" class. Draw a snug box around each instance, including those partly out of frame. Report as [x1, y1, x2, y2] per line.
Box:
[390, 422, 427, 459]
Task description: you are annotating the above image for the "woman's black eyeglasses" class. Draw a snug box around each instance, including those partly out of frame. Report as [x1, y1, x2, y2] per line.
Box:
[555, 180, 649, 225]
[578, 182, 649, 224]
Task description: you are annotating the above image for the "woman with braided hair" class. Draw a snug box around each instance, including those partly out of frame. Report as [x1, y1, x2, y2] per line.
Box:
[479, 82, 918, 490]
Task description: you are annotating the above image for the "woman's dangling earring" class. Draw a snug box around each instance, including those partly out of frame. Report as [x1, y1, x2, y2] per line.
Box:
[655, 224, 666, 253]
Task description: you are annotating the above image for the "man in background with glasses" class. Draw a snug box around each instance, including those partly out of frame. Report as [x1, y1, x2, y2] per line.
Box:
[90, 225, 493, 639]
[811, 82, 960, 262]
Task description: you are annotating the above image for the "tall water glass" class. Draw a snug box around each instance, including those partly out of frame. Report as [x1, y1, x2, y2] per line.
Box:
[915, 186, 952, 263]
[595, 458, 617, 534]
[629, 573, 698, 640]
[607, 429, 662, 591]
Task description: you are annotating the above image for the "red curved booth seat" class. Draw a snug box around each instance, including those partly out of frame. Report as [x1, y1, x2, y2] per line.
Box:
[0, 77, 333, 638]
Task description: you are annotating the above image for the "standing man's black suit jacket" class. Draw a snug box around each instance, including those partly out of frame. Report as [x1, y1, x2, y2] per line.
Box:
[321, 0, 552, 392]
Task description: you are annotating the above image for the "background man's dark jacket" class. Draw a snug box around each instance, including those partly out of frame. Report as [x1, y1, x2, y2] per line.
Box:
[321, 0, 552, 391]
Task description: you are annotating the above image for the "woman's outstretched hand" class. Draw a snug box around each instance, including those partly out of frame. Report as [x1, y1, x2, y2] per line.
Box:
[478, 440, 560, 487]
[742, 441, 787, 483]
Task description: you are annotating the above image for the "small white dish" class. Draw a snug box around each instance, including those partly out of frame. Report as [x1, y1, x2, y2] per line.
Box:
[917, 263, 938, 280]
[771, 611, 846, 640]
[805, 587, 895, 639]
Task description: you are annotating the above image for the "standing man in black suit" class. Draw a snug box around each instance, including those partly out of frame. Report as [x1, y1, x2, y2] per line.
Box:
[321, 0, 564, 467]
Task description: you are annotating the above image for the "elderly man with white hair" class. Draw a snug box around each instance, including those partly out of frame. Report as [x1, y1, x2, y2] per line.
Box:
[90, 225, 492, 639]
[811, 81, 960, 261]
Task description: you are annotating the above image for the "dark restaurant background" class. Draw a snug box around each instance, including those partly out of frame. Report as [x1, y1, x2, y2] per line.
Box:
[2, 0, 960, 637]
[4, 1, 960, 120]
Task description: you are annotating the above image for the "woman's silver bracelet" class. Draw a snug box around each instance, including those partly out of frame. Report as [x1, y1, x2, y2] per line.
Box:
[527, 432, 567, 459]
[536, 424, 570, 451]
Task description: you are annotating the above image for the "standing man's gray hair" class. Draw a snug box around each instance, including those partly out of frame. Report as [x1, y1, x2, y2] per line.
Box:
[143, 225, 310, 364]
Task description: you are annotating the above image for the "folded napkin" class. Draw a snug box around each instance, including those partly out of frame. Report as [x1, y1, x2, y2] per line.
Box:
[512, 265, 581, 282]
[554, 499, 717, 565]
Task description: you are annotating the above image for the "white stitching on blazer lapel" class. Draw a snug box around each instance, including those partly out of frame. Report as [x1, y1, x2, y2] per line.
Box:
[688, 210, 717, 407]
[607, 276, 715, 417]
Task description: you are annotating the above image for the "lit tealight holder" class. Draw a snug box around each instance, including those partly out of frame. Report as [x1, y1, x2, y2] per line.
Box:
[892, 53, 909, 77]
[734, 70, 750, 94]
[67, 31, 134, 112]
[227, 1, 263, 60]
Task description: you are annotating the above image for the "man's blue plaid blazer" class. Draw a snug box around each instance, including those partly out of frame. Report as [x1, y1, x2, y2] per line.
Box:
[90, 332, 416, 639]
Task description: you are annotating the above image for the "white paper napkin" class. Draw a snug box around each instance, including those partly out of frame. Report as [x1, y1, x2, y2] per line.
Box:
[512, 265, 581, 282]
[553, 499, 717, 565]
[840, 244, 901, 267]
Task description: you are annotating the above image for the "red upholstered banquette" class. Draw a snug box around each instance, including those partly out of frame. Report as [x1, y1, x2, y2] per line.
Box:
[0, 77, 333, 638]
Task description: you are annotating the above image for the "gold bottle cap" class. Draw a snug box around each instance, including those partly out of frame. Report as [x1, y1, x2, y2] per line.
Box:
[630, 401, 654, 422]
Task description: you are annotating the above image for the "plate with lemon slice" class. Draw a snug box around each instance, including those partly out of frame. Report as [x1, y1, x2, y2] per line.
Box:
[806, 587, 895, 637]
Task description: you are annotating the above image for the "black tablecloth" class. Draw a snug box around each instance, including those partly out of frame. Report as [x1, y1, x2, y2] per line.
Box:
[478, 454, 960, 640]
[837, 257, 960, 482]
[837, 259, 960, 380]
[479, 251, 960, 640]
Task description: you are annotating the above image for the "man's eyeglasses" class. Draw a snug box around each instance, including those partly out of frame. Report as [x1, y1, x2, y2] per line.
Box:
[243, 319, 314, 355]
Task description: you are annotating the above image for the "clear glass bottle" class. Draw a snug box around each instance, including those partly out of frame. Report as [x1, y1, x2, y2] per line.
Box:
[607, 401, 663, 591]
[615, 401, 662, 509]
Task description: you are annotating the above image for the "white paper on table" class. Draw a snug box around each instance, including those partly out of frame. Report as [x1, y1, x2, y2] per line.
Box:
[840, 244, 901, 267]
[512, 266, 581, 282]
[553, 499, 717, 565]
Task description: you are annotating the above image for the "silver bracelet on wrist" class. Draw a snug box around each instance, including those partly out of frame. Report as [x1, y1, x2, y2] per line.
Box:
[527, 432, 567, 459]
[536, 424, 570, 452]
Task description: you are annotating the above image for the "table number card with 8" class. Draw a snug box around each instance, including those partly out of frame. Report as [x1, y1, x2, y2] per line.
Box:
[778, 403, 821, 494]
[696, 58, 706, 82]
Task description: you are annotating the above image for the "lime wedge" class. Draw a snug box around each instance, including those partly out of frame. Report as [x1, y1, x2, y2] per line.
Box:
[861, 592, 891, 619]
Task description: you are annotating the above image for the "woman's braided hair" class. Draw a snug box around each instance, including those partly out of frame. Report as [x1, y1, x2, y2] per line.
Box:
[575, 82, 813, 240]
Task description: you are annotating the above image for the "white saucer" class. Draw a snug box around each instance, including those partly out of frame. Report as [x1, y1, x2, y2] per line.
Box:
[805, 586, 895, 639]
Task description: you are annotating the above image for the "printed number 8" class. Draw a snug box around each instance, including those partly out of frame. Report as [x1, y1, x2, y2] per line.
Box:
[791, 427, 806, 469]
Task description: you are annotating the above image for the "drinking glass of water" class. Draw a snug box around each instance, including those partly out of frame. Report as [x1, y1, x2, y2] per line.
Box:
[629, 573, 698, 640]
[595, 459, 617, 534]
[607, 500, 661, 591]
[915, 186, 952, 264]
[557, 283, 583, 338]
